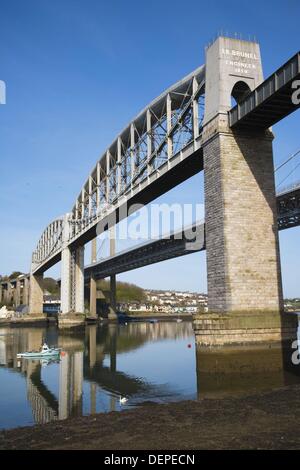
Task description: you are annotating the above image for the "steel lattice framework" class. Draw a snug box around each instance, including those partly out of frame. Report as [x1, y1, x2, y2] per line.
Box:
[32, 65, 206, 274]
[277, 182, 300, 230]
[32, 217, 64, 266]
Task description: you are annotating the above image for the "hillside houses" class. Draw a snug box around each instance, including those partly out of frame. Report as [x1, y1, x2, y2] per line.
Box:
[119, 289, 208, 314]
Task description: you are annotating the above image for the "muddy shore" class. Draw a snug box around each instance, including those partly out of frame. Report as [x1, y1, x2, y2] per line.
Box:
[2, 384, 300, 450]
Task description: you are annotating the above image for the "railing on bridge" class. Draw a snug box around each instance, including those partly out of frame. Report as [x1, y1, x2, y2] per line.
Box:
[31, 217, 64, 271]
[229, 52, 300, 128]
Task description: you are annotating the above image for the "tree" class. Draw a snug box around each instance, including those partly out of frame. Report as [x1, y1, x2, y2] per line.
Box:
[116, 282, 146, 303]
[43, 277, 59, 295]
[9, 271, 23, 280]
[96, 279, 146, 303]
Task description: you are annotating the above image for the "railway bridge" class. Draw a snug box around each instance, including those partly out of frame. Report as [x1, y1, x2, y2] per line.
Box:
[5, 36, 300, 345]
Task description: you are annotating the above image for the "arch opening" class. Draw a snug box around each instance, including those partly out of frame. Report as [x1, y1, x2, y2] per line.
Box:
[231, 81, 251, 107]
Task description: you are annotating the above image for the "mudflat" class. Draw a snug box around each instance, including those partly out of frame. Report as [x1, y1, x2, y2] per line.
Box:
[1, 384, 300, 450]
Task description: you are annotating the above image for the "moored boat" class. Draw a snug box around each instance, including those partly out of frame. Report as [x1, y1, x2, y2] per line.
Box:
[17, 343, 61, 359]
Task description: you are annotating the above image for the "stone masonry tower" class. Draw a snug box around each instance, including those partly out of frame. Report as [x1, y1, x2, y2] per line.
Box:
[194, 37, 296, 345]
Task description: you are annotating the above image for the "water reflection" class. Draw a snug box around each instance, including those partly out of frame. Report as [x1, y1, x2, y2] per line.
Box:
[0, 321, 194, 429]
[1, 320, 300, 429]
[195, 317, 300, 398]
[195, 343, 300, 398]
[27, 359, 59, 424]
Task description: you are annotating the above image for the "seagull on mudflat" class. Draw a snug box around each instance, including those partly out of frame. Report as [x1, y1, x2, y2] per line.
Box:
[119, 396, 128, 404]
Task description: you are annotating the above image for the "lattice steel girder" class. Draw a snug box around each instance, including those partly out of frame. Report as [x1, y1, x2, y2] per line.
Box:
[71, 65, 205, 215]
[33, 65, 207, 273]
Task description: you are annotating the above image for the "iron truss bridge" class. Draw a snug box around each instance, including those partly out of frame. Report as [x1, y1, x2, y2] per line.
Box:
[32, 50, 300, 275]
[31, 65, 205, 274]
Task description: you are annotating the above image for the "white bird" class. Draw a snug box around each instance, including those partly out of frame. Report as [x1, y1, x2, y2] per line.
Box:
[119, 396, 128, 404]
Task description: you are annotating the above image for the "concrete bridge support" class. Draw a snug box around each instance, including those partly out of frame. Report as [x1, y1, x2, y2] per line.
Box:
[108, 228, 118, 321]
[89, 239, 97, 317]
[29, 273, 44, 314]
[109, 274, 117, 320]
[7, 282, 12, 306]
[89, 274, 97, 317]
[74, 246, 85, 314]
[195, 36, 297, 345]
[23, 277, 29, 306]
[15, 280, 21, 307]
[60, 214, 85, 314]
[204, 129, 283, 314]
[61, 245, 85, 314]
[61, 246, 72, 313]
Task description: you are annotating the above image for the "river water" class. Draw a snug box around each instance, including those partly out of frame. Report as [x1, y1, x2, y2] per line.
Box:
[0, 321, 300, 430]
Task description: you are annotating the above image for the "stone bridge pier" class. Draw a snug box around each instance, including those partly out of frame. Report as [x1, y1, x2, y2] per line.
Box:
[29, 217, 118, 318]
[60, 214, 85, 314]
[194, 37, 297, 345]
[29, 273, 44, 314]
[89, 228, 118, 320]
[29, 214, 85, 315]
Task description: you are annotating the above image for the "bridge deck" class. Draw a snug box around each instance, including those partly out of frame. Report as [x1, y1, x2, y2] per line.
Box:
[229, 52, 300, 129]
[84, 223, 205, 281]
[277, 182, 300, 231]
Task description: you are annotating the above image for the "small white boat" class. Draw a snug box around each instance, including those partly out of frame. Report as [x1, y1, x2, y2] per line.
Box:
[176, 318, 183, 323]
[17, 343, 61, 359]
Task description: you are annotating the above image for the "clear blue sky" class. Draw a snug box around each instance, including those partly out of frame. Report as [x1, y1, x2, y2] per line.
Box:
[0, 0, 299, 296]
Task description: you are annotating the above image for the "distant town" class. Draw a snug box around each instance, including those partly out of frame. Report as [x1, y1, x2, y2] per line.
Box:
[1, 272, 300, 318]
[122, 289, 208, 315]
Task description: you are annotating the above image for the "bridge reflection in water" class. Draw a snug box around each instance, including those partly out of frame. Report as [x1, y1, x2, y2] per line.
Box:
[0, 321, 300, 428]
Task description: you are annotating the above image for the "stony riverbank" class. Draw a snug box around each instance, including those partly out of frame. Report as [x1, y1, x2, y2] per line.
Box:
[0, 313, 49, 327]
[0, 312, 192, 329]
[2, 383, 300, 449]
[125, 311, 193, 321]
